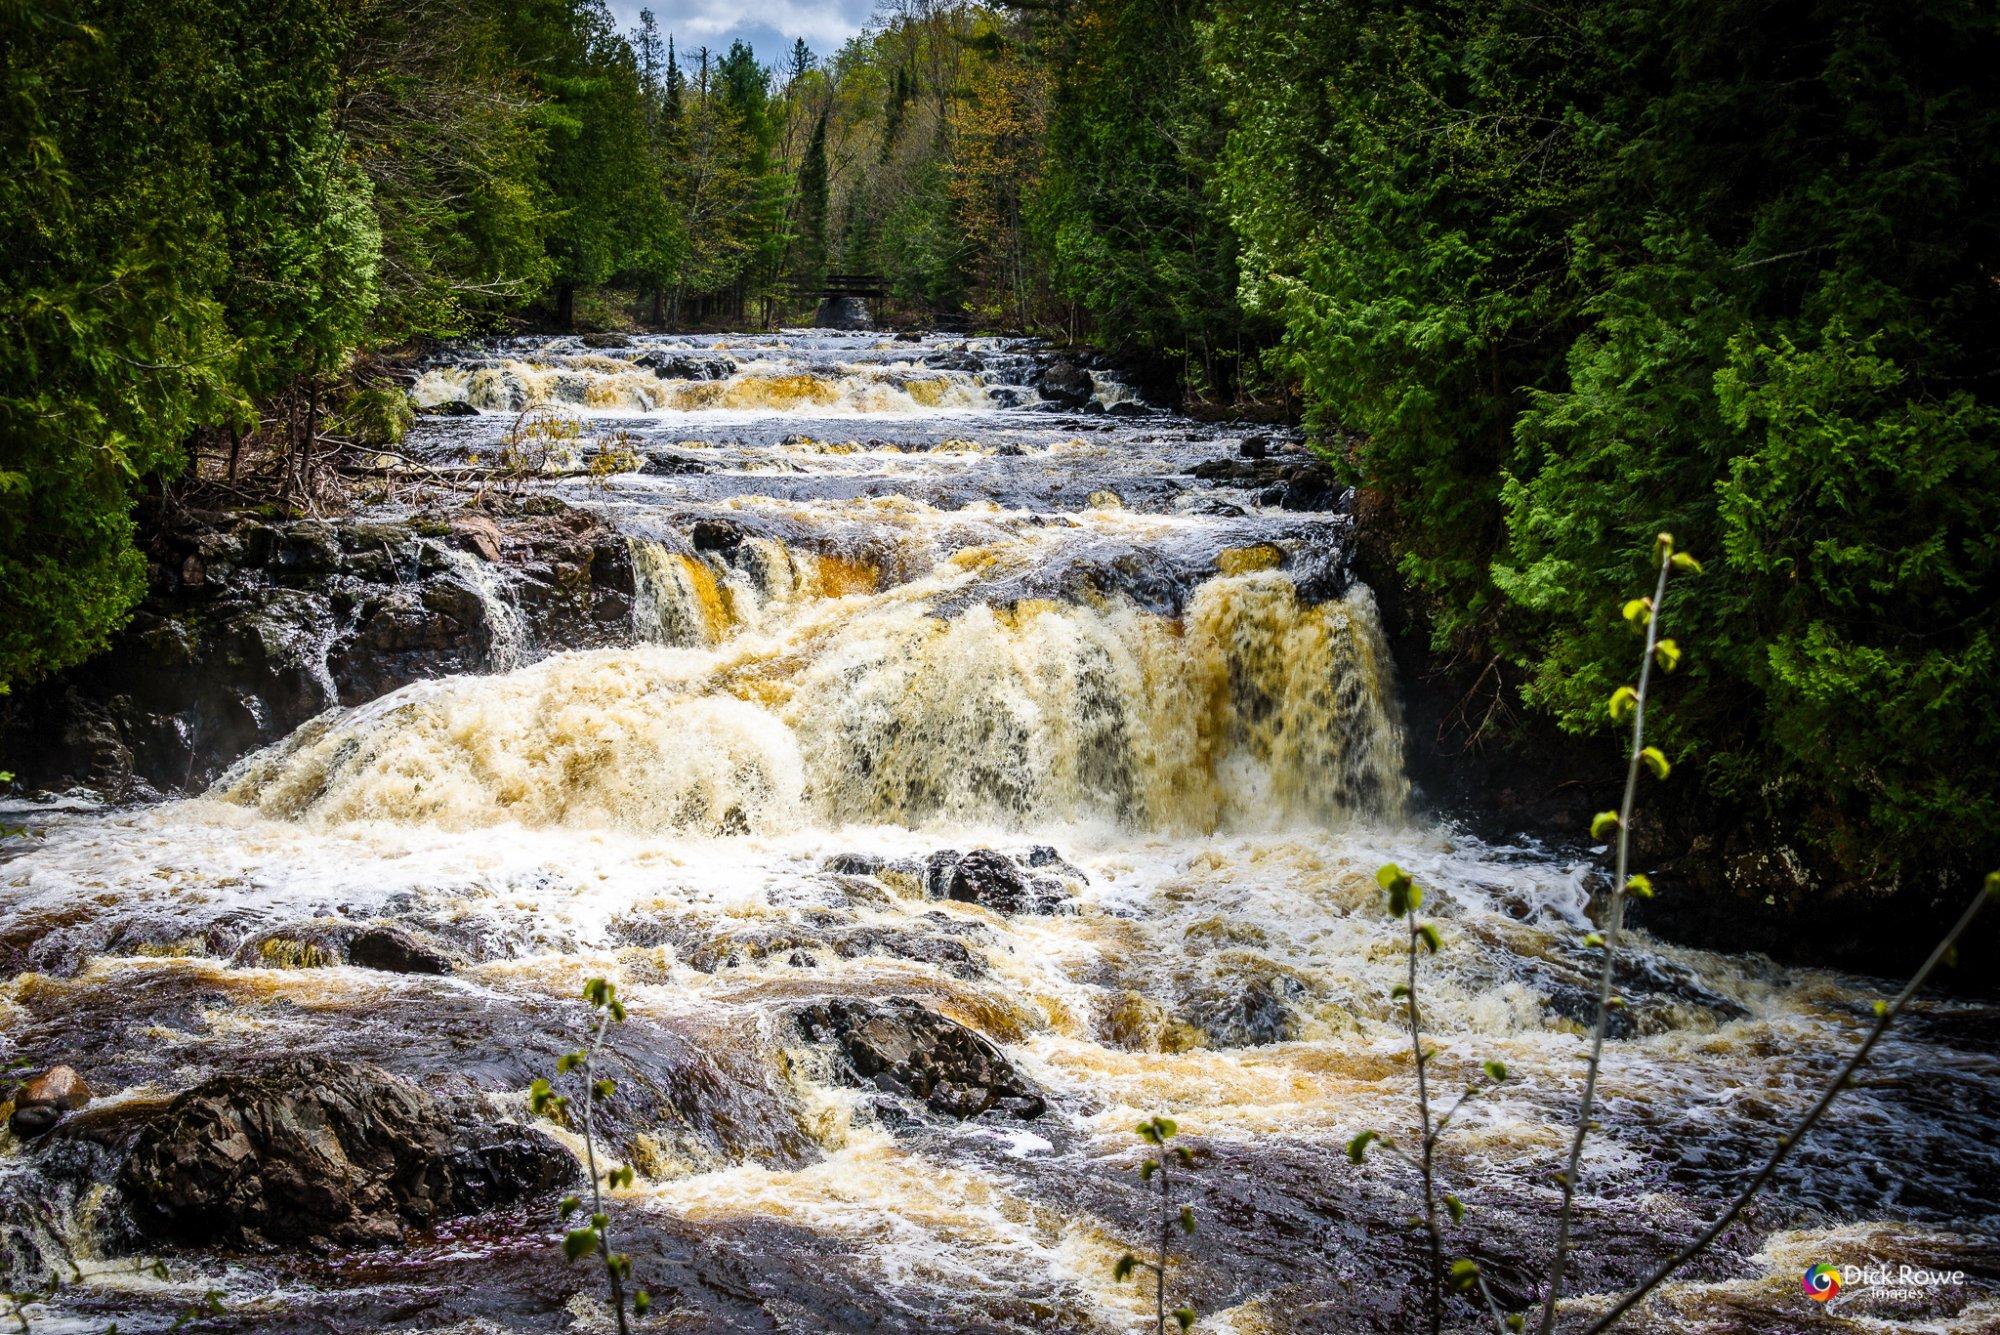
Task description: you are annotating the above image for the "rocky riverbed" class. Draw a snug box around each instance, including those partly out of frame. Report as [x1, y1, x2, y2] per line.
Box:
[2, 331, 1996, 1333]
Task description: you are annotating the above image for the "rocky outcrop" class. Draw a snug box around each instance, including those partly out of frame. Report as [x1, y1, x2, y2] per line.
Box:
[1033, 358, 1095, 409]
[796, 999, 1045, 1121]
[0, 500, 638, 798]
[633, 352, 735, 381]
[1190, 455, 1346, 513]
[923, 847, 1082, 915]
[118, 1056, 575, 1250]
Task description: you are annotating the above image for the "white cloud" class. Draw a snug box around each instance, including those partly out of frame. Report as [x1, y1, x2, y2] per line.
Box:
[608, 0, 874, 55]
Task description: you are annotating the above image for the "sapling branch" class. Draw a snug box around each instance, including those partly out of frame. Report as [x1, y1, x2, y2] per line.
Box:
[1539, 535, 1687, 1335]
[1580, 873, 1997, 1333]
[1353, 865, 1511, 1333]
[1114, 1117, 1198, 1334]
[538, 978, 650, 1333]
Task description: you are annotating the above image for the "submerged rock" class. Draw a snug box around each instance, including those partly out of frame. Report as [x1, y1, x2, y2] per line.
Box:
[119, 1056, 574, 1250]
[796, 998, 1045, 1121]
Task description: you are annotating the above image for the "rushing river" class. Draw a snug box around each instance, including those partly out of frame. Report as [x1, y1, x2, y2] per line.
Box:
[3, 332, 1996, 1333]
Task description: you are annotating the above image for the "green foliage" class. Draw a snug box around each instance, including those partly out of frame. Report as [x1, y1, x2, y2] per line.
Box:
[1115, 1116, 1200, 1333]
[1207, 0, 2000, 881]
[1032, 0, 1259, 397]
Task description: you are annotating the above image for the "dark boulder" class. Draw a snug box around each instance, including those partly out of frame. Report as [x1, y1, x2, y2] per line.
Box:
[347, 926, 455, 975]
[632, 352, 735, 381]
[578, 332, 627, 349]
[690, 519, 743, 553]
[418, 399, 480, 417]
[925, 848, 1076, 915]
[796, 999, 1045, 1120]
[119, 1056, 575, 1250]
[1034, 359, 1094, 409]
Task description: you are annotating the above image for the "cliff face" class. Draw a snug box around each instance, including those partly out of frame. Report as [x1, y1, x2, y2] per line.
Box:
[0, 499, 636, 800]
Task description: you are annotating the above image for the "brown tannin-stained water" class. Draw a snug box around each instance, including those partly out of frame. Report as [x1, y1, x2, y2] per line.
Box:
[4, 331, 1997, 1333]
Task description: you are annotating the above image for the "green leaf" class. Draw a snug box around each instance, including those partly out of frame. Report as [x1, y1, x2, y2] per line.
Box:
[1653, 639, 1681, 672]
[1346, 1129, 1379, 1163]
[1140, 1157, 1159, 1180]
[1449, 1258, 1481, 1292]
[633, 1290, 652, 1317]
[1174, 1307, 1196, 1332]
[583, 978, 610, 1007]
[1508, 1316, 1526, 1332]
[1590, 811, 1620, 840]
[559, 1194, 581, 1215]
[1482, 1059, 1508, 1083]
[557, 1051, 585, 1074]
[1640, 746, 1670, 780]
[1583, 932, 1604, 949]
[1625, 874, 1654, 899]
[1444, 1194, 1466, 1223]
[1621, 597, 1652, 628]
[594, 1077, 617, 1101]
[1179, 1205, 1196, 1234]
[1114, 1253, 1138, 1282]
[1377, 864, 1418, 916]
[1390, 983, 1410, 1000]
[563, 1227, 600, 1262]
[1670, 552, 1702, 574]
[1416, 923, 1441, 953]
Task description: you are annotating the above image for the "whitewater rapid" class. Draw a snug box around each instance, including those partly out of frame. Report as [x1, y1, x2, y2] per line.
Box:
[2, 331, 1994, 1333]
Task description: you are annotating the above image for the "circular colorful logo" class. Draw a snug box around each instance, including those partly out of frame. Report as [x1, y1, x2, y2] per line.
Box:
[1802, 1263, 1843, 1303]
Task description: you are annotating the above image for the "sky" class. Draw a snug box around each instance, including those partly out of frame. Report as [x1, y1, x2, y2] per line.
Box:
[605, 0, 876, 71]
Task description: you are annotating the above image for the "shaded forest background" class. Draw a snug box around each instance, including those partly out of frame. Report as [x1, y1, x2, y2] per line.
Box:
[3, 0, 1996, 909]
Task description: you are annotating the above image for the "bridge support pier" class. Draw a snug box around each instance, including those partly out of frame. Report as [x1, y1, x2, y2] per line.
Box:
[814, 295, 874, 330]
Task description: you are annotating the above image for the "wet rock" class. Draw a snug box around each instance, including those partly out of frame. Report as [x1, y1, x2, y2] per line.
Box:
[1034, 358, 1094, 409]
[1, 505, 640, 797]
[691, 519, 743, 553]
[347, 925, 454, 975]
[639, 451, 709, 475]
[796, 999, 1045, 1121]
[1278, 464, 1341, 513]
[578, 332, 627, 348]
[1239, 435, 1270, 459]
[821, 851, 885, 877]
[119, 1055, 575, 1250]
[633, 352, 735, 381]
[418, 398, 480, 417]
[925, 848, 1076, 915]
[8, 1066, 92, 1138]
[1184, 966, 1308, 1048]
[451, 515, 504, 563]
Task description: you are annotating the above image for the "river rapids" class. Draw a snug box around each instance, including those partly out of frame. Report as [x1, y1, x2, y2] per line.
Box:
[2, 332, 1996, 1333]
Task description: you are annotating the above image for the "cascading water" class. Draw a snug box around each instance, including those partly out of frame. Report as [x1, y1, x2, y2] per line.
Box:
[1, 330, 1995, 1333]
